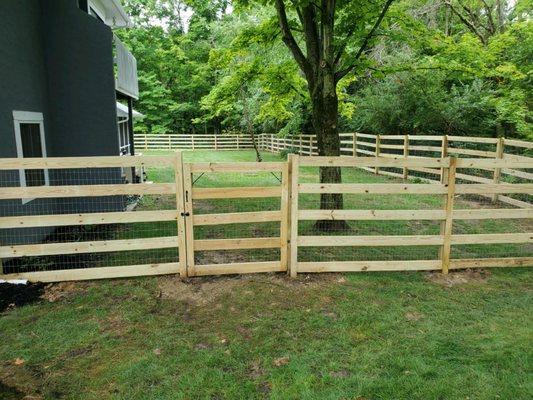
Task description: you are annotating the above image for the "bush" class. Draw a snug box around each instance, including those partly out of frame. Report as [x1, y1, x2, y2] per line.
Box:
[279, 147, 300, 159]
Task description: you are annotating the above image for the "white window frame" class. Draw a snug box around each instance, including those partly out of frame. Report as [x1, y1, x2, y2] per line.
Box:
[12, 111, 50, 204]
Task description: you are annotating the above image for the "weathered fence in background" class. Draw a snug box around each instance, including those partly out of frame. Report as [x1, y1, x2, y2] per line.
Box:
[0, 154, 531, 282]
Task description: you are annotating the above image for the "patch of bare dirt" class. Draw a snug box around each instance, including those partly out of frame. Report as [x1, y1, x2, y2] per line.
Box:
[41, 281, 94, 303]
[330, 370, 351, 378]
[157, 272, 346, 307]
[425, 269, 490, 287]
[247, 360, 265, 379]
[99, 314, 129, 339]
[405, 311, 424, 321]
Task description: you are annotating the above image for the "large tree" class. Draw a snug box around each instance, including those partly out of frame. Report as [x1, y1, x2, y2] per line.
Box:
[264, 0, 394, 228]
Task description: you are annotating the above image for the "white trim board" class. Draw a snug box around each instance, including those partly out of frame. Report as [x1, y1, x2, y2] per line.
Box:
[12, 110, 50, 204]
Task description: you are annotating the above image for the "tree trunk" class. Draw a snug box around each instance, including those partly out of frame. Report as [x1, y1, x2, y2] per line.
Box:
[310, 77, 348, 232]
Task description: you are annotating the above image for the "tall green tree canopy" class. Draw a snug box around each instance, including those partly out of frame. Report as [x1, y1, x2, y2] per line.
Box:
[118, 0, 532, 141]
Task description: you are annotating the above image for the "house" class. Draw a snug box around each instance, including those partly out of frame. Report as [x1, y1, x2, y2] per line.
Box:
[0, 0, 141, 247]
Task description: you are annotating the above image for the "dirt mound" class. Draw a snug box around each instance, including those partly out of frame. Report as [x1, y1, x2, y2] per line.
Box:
[41, 281, 93, 303]
[0, 282, 45, 312]
[157, 272, 345, 306]
[425, 269, 490, 287]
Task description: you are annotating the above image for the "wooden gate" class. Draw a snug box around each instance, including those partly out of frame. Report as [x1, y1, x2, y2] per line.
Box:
[178, 159, 290, 277]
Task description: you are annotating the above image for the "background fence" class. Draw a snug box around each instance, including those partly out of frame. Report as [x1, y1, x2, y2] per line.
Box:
[0, 153, 531, 282]
[134, 133, 256, 150]
[135, 133, 531, 209]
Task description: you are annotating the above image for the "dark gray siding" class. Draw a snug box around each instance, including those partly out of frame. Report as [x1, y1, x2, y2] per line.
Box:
[0, 0, 51, 158]
[0, 0, 125, 248]
[42, 0, 120, 157]
[0, 0, 59, 245]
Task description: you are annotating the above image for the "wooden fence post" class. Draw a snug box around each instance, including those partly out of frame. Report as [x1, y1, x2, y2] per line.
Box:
[299, 135, 303, 155]
[182, 161, 195, 276]
[214, 134, 218, 150]
[191, 135, 195, 150]
[493, 137, 504, 202]
[439, 156, 457, 274]
[353, 132, 357, 157]
[440, 135, 448, 182]
[309, 136, 313, 155]
[374, 134, 381, 174]
[168, 135, 172, 150]
[237, 135, 240, 149]
[403, 135, 409, 180]
[271, 134, 274, 152]
[144, 134, 148, 150]
[288, 154, 300, 277]
[280, 160, 291, 273]
[174, 151, 188, 277]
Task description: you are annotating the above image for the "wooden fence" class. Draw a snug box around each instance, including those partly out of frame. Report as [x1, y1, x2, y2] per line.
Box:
[289, 155, 533, 275]
[135, 133, 533, 208]
[0, 154, 531, 282]
[259, 133, 532, 209]
[134, 133, 255, 150]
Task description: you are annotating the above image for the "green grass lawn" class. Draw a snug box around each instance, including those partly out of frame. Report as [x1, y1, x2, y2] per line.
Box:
[1, 268, 531, 399]
[1, 150, 532, 399]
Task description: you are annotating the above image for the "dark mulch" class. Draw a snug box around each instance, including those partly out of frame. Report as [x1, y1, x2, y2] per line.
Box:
[0, 282, 45, 312]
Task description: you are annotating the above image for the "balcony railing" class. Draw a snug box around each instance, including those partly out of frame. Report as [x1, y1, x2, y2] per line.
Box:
[114, 35, 139, 99]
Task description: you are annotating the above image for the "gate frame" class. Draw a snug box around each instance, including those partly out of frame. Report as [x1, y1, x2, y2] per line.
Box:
[179, 158, 290, 277]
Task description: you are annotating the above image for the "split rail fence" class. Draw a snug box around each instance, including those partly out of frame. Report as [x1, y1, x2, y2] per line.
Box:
[0, 153, 531, 282]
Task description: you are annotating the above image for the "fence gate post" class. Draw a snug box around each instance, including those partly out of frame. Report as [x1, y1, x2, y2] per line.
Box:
[440, 135, 448, 182]
[173, 151, 188, 277]
[280, 160, 291, 273]
[182, 161, 195, 276]
[288, 154, 300, 277]
[439, 156, 457, 274]
[353, 132, 357, 157]
[374, 134, 381, 174]
[403, 135, 409, 180]
[493, 137, 504, 202]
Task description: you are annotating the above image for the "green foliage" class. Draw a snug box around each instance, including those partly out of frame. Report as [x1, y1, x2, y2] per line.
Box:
[278, 147, 300, 158]
[118, 0, 531, 140]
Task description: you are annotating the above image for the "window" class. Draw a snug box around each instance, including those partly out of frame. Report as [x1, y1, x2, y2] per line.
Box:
[13, 111, 49, 203]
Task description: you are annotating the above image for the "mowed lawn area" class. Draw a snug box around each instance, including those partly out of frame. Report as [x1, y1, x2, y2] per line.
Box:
[1, 150, 532, 399]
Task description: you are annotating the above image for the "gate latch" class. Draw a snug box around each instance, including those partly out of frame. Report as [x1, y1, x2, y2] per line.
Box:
[180, 212, 190, 217]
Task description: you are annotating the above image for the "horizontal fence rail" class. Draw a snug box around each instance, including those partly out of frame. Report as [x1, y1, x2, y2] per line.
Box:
[0, 152, 531, 282]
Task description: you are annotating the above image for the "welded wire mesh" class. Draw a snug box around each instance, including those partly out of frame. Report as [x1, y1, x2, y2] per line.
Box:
[296, 162, 532, 265]
[1, 164, 179, 274]
[297, 165, 443, 263]
[190, 170, 283, 266]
